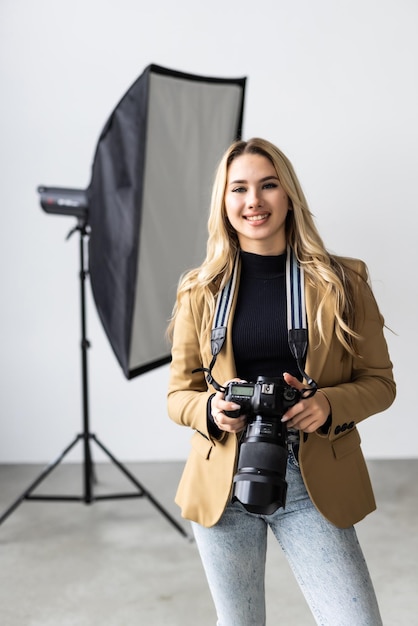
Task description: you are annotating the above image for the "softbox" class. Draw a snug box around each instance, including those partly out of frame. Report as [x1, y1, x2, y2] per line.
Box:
[87, 64, 246, 379]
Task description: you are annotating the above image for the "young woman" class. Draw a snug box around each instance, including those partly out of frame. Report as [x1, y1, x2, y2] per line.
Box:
[167, 138, 395, 625]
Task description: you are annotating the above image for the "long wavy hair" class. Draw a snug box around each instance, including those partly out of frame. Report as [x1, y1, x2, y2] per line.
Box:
[167, 137, 362, 355]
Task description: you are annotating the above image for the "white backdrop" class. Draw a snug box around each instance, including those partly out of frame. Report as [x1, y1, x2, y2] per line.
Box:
[0, 0, 416, 463]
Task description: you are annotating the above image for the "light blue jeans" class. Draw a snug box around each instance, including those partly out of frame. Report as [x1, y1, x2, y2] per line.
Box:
[192, 448, 382, 626]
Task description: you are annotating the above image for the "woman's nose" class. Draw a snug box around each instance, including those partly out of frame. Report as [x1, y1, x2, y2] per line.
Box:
[247, 188, 262, 208]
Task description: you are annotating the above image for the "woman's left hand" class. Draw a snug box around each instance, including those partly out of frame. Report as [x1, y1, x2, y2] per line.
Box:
[281, 372, 331, 433]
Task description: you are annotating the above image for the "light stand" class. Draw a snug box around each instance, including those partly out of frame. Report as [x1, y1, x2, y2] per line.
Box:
[0, 203, 189, 540]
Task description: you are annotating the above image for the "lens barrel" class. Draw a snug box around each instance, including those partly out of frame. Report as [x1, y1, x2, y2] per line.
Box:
[233, 426, 288, 514]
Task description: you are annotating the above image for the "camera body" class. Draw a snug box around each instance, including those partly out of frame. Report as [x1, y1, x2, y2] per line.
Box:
[224, 376, 300, 419]
[224, 376, 301, 515]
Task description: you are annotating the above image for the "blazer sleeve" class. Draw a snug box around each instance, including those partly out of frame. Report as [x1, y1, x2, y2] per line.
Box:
[319, 260, 396, 440]
[167, 290, 215, 439]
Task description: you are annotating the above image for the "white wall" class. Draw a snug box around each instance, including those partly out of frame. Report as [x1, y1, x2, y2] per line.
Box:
[0, 0, 416, 463]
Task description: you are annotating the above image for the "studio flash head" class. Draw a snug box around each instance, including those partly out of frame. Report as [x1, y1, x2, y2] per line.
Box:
[38, 186, 88, 220]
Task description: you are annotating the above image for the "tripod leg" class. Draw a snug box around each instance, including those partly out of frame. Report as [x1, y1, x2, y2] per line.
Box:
[82, 433, 95, 503]
[0, 435, 82, 525]
[91, 435, 191, 539]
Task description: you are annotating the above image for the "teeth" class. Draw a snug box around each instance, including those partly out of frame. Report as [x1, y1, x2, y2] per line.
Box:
[246, 214, 268, 222]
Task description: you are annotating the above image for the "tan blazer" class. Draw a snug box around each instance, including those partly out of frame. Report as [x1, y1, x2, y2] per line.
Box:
[167, 257, 396, 528]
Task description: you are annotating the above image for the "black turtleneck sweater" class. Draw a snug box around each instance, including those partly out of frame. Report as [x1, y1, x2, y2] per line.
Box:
[232, 251, 300, 383]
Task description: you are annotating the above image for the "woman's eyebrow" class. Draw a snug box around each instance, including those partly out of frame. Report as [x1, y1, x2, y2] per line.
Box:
[228, 175, 279, 185]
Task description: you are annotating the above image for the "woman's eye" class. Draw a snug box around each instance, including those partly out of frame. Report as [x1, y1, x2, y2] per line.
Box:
[263, 182, 278, 189]
[232, 186, 246, 193]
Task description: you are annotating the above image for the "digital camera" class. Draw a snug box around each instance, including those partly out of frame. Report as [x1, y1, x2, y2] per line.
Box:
[224, 376, 301, 514]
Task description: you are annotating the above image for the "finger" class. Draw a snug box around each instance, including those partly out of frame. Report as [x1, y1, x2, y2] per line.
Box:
[282, 402, 312, 425]
[281, 398, 307, 422]
[217, 413, 246, 433]
[283, 372, 304, 390]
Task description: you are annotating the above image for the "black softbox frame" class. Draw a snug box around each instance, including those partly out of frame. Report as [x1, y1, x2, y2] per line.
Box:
[0, 64, 246, 534]
[87, 64, 246, 379]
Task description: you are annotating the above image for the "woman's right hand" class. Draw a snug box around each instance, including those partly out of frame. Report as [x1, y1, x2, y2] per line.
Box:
[211, 380, 247, 433]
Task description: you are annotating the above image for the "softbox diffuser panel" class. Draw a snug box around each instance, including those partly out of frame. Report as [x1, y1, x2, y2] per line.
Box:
[88, 65, 246, 379]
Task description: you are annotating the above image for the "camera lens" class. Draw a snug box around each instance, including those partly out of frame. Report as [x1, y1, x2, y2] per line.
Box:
[233, 430, 288, 514]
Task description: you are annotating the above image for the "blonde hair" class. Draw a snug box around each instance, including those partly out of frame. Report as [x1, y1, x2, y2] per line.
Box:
[168, 137, 362, 355]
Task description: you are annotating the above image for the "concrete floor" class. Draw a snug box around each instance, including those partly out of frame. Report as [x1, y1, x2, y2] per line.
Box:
[0, 459, 416, 625]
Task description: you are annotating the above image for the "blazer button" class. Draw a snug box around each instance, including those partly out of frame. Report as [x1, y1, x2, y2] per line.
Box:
[334, 425, 342, 435]
[348, 421, 355, 429]
[341, 423, 348, 432]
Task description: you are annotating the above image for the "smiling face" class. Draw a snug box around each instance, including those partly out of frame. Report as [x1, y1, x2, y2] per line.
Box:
[224, 153, 290, 255]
